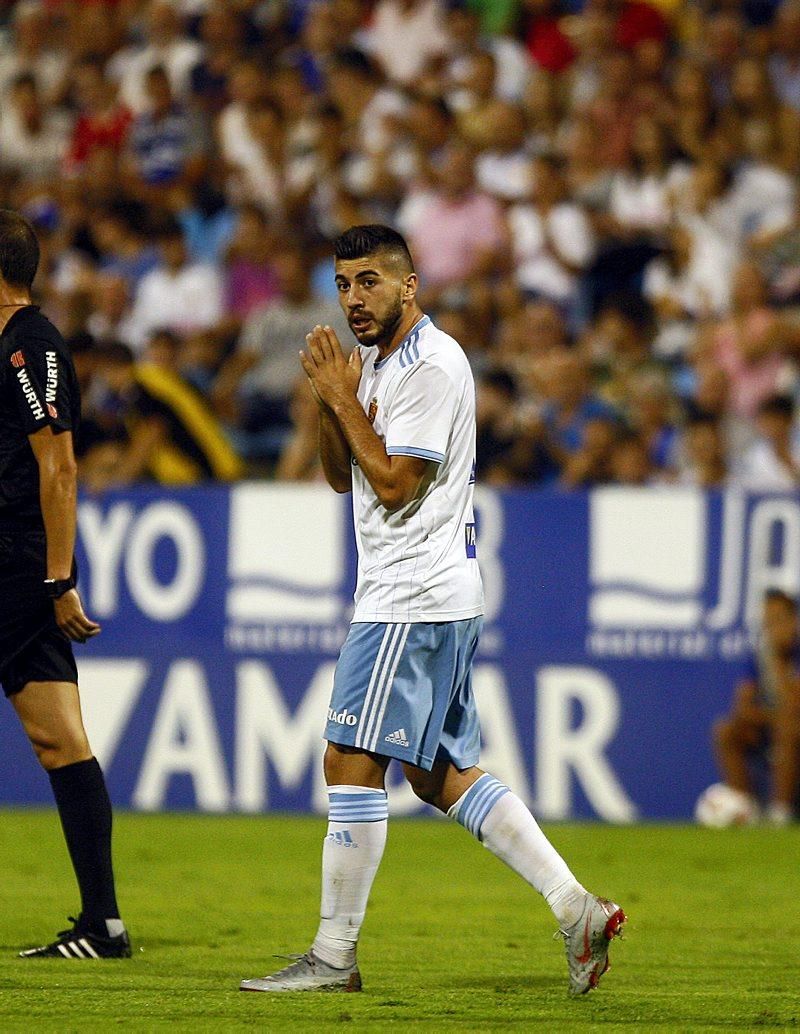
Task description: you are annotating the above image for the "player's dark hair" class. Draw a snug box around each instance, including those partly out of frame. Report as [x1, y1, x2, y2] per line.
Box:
[0, 209, 40, 290]
[334, 225, 415, 273]
[764, 588, 797, 612]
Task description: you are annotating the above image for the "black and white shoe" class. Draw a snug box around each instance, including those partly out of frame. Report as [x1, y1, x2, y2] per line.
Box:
[19, 916, 131, 959]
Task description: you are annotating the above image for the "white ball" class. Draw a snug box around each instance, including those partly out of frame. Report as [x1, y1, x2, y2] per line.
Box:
[694, 783, 760, 828]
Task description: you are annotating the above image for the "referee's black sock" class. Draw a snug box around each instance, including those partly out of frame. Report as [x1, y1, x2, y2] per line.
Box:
[48, 757, 121, 934]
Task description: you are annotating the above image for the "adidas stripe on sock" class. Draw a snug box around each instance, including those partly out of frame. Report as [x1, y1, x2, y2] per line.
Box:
[450, 773, 586, 928]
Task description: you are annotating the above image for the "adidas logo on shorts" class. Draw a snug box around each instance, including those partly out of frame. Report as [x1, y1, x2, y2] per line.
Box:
[384, 728, 410, 747]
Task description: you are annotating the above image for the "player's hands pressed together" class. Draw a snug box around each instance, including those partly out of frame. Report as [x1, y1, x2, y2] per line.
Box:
[54, 588, 101, 644]
[301, 325, 362, 411]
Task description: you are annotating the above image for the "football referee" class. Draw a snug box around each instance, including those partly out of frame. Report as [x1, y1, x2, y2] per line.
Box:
[0, 211, 130, 959]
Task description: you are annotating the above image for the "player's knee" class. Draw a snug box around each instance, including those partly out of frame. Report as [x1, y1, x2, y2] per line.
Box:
[405, 770, 444, 809]
[27, 726, 90, 770]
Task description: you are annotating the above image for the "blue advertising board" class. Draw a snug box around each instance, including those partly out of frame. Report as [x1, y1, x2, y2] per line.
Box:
[1, 484, 795, 819]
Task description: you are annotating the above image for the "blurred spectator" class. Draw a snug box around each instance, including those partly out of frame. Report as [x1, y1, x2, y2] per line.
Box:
[609, 429, 653, 485]
[607, 117, 688, 237]
[768, 0, 800, 111]
[126, 217, 224, 353]
[123, 65, 209, 203]
[699, 262, 798, 422]
[364, 0, 449, 86]
[86, 271, 137, 344]
[223, 204, 281, 325]
[540, 349, 618, 474]
[626, 369, 679, 476]
[676, 412, 729, 488]
[473, 104, 532, 202]
[0, 72, 69, 185]
[64, 56, 132, 178]
[397, 141, 503, 309]
[507, 154, 595, 313]
[560, 414, 618, 487]
[92, 202, 160, 290]
[325, 47, 407, 193]
[582, 295, 662, 410]
[109, 0, 203, 115]
[443, 1, 532, 104]
[713, 589, 800, 825]
[190, 2, 249, 117]
[176, 178, 237, 266]
[83, 340, 243, 489]
[212, 247, 349, 451]
[275, 379, 324, 482]
[0, 0, 67, 103]
[475, 367, 522, 479]
[733, 393, 800, 490]
[643, 225, 710, 360]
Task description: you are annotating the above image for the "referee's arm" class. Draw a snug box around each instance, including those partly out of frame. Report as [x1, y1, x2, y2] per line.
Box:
[28, 426, 100, 643]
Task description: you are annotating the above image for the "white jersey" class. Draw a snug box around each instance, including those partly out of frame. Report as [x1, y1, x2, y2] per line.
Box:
[350, 315, 484, 623]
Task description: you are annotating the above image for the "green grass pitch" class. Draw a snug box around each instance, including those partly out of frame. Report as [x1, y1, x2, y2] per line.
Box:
[0, 811, 798, 1032]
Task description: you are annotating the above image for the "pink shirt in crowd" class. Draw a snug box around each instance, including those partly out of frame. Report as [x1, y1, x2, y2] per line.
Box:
[713, 309, 786, 420]
[404, 192, 503, 286]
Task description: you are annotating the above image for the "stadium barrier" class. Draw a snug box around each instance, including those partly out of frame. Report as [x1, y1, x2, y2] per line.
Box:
[1, 483, 794, 820]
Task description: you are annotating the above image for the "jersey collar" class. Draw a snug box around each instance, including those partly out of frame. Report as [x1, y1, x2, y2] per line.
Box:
[0, 304, 38, 337]
[373, 315, 430, 370]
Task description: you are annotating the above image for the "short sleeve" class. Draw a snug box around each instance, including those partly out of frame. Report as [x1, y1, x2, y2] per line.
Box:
[384, 362, 459, 464]
[8, 344, 74, 436]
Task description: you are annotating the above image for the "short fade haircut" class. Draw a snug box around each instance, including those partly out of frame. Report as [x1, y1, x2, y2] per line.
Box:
[0, 209, 40, 290]
[334, 225, 415, 273]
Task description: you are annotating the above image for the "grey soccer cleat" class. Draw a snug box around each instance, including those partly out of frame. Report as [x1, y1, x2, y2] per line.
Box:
[240, 951, 362, 993]
[559, 894, 626, 996]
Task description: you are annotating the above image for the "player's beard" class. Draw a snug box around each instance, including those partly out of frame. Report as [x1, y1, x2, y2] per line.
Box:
[349, 291, 403, 348]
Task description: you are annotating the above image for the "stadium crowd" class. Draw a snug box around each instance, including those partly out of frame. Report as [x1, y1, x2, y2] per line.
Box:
[4, 0, 800, 488]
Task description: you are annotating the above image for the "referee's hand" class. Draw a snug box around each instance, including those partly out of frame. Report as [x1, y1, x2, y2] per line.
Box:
[53, 589, 101, 644]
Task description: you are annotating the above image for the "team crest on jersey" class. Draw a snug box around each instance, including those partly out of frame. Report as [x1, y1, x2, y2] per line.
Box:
[367, 396, 378, 424]
[10, 350, 24, 368]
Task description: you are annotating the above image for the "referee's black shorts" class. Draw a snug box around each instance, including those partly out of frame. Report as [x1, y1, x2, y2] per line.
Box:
[0, 527, 77, 698]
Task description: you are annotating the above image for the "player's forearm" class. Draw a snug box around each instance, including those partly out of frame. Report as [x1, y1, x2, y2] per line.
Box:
[318, 408, 352, 493]
[39, 459, 78, 579]
[331, 395, 413, 512]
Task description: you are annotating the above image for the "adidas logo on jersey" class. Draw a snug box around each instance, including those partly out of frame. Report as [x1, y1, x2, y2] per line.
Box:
[384, 728, 410, 747]
[326, 829, 358, 848]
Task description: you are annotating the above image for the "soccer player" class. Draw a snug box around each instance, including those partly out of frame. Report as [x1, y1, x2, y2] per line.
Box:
[0, 210, 130, 959]
[240, 225, 625, 996]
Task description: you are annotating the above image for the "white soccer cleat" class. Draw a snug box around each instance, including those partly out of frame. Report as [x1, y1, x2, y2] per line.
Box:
[559, 894, 626, 996]
[240, 951, 362, 993]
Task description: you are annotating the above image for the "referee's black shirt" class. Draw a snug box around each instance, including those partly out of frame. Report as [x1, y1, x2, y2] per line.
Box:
[0, 306, 80, 529]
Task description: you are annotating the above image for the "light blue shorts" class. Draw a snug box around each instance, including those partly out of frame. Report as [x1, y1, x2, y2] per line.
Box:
[325, 617, 483, 771]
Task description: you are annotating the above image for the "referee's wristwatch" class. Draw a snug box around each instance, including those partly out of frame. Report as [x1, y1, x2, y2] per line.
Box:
[44, 576, 76, 599]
